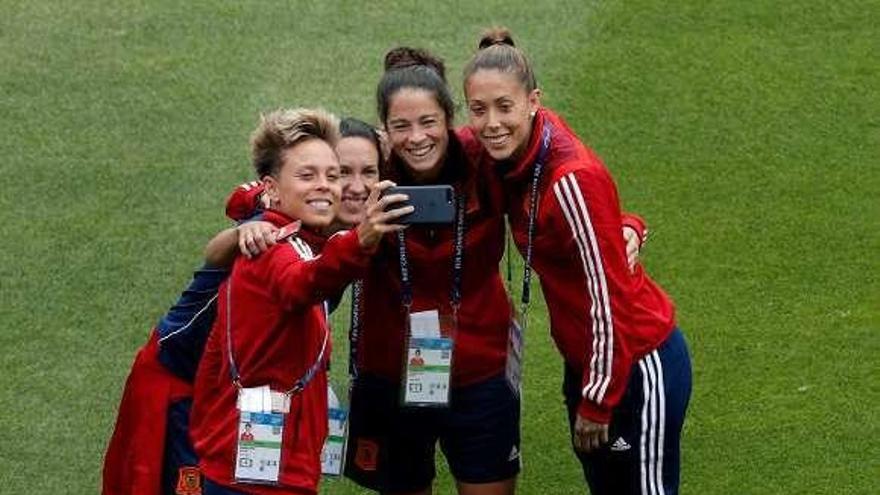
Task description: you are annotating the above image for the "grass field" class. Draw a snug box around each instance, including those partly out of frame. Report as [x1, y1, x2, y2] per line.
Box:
[1, 0, 877, 493]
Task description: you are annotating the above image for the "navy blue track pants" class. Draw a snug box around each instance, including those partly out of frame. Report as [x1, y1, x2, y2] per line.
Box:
[564, 328, 692, 495]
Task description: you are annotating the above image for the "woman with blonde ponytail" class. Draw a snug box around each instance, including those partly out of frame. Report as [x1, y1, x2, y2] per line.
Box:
[463, 27, 692, 495]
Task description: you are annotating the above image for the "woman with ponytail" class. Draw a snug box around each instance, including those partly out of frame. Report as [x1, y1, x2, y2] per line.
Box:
[463, 28, 692, 495]
[343, 47, 520, 495]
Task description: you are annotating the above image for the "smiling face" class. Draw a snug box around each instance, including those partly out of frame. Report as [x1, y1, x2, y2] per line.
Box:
[335, 136, 380, 226]
[465, 69, 540, 162]
[385, 88, 449, 183]
[263, 138, 341, 228]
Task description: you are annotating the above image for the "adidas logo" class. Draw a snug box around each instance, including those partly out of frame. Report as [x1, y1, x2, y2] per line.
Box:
[610, 437, 631, 452]
[508, 445, 520, 461]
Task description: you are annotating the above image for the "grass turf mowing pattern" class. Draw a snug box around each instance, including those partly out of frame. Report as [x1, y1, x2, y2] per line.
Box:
[1, 0, 876, 493]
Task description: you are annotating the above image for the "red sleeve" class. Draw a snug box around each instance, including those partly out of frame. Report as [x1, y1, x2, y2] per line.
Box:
[547, 165, 637, 423]
[225, 181, 265, 221]
[621, 211, 648, 245]
[262, 230, 369, 311]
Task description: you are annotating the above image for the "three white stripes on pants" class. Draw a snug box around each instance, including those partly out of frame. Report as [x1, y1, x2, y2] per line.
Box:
[639, 351, 666, 495]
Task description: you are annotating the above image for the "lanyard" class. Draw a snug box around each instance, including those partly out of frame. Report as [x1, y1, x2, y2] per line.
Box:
[225, 249, 330, 396]
[397, 188, 467, 315]
[346, 190, 466, 384]
[518, 124, 553, 322]
[346, 190, 466, 380]
[348, 279, 363, 380]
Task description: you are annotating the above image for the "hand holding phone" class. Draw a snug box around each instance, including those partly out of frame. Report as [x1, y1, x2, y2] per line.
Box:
[357, 181, 413, 249]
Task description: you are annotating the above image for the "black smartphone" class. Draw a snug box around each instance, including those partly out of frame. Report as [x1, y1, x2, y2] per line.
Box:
[385, 185, 456, 224]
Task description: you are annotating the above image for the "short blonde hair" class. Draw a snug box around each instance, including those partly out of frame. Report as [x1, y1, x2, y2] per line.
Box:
[250, 108, 340, 178]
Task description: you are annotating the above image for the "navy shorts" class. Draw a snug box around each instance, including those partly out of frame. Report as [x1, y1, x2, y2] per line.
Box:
[564, 328, 692, 495]
[344, 373, 521, 493]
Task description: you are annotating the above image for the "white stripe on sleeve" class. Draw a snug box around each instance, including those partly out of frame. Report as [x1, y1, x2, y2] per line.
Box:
[553, 173, 615, 404]
[288, 237, 309, 259]
[294, 238, 314, 260]
[554, 178, 605, 397]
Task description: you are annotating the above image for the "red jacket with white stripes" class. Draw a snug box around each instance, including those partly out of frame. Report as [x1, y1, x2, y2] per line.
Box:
[354, 129, 513, 388]
[190, 210, 370, 494]
[492, 108, 676, 423]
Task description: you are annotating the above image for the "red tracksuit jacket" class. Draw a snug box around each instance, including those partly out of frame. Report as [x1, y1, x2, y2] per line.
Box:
[354, 129, 513, 388]
[487, 108, 676, 423]
[190, 210, 370, 494]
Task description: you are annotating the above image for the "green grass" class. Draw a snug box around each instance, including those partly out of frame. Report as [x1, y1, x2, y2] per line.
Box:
[1, 0, 876, 493]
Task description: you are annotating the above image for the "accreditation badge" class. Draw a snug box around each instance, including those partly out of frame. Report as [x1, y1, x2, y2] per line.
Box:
[403, 336, 452, 405]
[505, 317, 524, 398]
[402, 309, 453, 406]
[403, 310, 453, 406]
[234, 387, 287, 484]
[321, 385, 348, 476]
[321, 407, 348, 476]
[234, 411, 284, 484]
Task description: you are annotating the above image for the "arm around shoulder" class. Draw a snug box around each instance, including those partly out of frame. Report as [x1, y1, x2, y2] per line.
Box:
[203, 221, 279, 267]
[203, 227, 241, 268]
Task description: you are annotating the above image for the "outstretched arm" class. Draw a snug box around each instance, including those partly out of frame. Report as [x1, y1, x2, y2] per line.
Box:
[266, 180, 412, 309]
